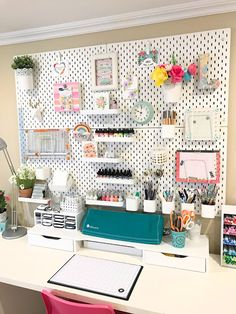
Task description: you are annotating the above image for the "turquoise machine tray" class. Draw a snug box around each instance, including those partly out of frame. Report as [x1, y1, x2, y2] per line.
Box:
[81, 208, 164, 244]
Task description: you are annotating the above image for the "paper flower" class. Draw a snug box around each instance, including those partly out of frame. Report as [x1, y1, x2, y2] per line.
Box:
[150, 66, 168, 86]
[150, 54, 197, 87]
[188, 63, 197, 76]
[169, 65, 185, 84]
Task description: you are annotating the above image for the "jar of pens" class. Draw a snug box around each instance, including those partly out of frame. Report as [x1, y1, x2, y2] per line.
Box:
[177, 187, 197, 213]
[144, 181, 157, 213]
[159, 190, 175, 214]
[198, 184, 219, 218]
[161, 110, 176, 139]
[126, 191, 141, 212]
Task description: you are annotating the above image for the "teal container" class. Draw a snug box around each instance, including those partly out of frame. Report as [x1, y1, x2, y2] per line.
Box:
[171, 230, 186, 248]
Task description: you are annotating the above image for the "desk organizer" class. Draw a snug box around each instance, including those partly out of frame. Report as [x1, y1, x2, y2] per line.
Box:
[221, 205, 236, 268]
[28, 224, 208, 272]
[34, 209, 83, 230]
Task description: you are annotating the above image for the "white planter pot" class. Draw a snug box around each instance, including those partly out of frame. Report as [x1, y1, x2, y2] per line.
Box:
[143, 200, 157, 213]
[161, 125, 175, 139]
[162, 82, 182, 103]
[181, 203, 195, 213]
[16, 68, 34, 90]
[126, 198, 140, 211]
[0, 211, 7, 223]
[162, 201, 175, 214]
[201, 204, 217, 218]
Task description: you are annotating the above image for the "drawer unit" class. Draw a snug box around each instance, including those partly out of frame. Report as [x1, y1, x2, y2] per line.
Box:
[34, 209, 83, 230]
[28, 233, 75, 252]
[143, 250, 207, 272]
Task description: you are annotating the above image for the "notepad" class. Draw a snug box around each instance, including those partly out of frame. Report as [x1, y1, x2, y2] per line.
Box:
[48, 255, 142, 300]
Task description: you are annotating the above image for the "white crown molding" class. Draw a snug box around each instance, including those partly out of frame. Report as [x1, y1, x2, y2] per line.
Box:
[0, 0, 236, 45]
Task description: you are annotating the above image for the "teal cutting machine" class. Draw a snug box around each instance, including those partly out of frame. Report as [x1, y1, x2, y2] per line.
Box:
[81, 208, 164, 244]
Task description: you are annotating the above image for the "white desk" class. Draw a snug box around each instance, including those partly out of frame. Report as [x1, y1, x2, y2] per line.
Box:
[0, 235, 235, 314]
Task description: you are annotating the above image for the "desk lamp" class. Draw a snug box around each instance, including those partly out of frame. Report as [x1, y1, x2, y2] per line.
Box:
[0, 138, 27, 239]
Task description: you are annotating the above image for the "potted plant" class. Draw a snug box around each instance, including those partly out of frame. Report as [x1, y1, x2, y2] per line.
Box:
[0, 190, 10, 222]
[11, 55, 35, 90]
[9, 165, 36, 198]
[150, 54, 197, 103]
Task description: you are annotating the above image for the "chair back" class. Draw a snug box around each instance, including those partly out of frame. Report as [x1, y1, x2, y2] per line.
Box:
[41, 289, 116, 314]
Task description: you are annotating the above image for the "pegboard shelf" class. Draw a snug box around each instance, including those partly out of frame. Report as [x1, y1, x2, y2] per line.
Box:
[80, 109, 120, 115]
[94, 137, 135, 143]
[18, 197, 50, 204]
[96, 178, 135, 185]
[82, 157, 122, 163]
[86, 200, 124, 207]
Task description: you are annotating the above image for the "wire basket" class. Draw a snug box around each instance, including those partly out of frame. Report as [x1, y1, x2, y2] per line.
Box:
[150, 148, 168, 165]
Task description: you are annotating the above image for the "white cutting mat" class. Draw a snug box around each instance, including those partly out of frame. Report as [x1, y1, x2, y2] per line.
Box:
[48, 255, 142, 300]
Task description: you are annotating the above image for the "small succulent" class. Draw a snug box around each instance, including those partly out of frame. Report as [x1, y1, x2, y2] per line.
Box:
[11, 55, 34, 70]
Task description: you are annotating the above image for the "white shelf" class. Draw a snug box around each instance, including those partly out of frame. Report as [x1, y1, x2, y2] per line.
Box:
[86, 200, 124, 207]
[94, 137, 134, 143]
[82, 157, 121, 163]
[80, 109, 120, 115]
[96, 178, 135, 185]
[18, 197, 50, 204]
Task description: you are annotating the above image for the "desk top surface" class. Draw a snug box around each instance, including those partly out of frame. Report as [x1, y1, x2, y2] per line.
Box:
[0, 235, 235, 314]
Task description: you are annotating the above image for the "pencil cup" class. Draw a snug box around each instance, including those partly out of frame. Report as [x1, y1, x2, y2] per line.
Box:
[181, 203, 195, 213]
[161, 125, 175, 139]
[143, 200, 157, 213]
[171, 230, 186, 248]
[162, 201, 175, 214]
[126, 198, 140, 211]
[201, 204, 217, 218]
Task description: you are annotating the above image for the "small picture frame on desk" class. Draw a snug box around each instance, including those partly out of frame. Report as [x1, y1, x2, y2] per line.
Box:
[91, 53, 118, 91]
[94, 92, 110, 110]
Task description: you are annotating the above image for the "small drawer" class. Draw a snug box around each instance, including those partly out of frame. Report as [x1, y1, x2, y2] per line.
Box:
[28, 233, 75, 252]
[143, 250, 207, 272]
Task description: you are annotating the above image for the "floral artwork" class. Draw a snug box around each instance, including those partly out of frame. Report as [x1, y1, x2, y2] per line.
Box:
[52, 59, 69, 77]
[94, 92, 110, 110]
[123, 73, 138, 99]
[198, 53, 220, 90]
[138, 47, 158, 67]
[54, 82, 82, 112]
[150, 54, 197, 87]
[82, 141, 97, 158]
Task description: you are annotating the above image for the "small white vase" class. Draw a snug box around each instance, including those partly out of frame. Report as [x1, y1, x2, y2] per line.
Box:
[16, 68, 34, 90]
[201, 204, 217, 218]
[162, 82, 182, 103]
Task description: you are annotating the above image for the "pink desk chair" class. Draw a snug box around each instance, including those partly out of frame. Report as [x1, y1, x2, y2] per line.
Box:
[41, 289, 127, 314]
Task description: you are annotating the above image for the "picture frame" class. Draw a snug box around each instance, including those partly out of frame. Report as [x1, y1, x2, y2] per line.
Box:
[94, 92, 110, 110]
[91, 53, 118, 91]
[176, 150, 220, 184]
[54, 82, 82, 112]
[82, 141, 98, 158]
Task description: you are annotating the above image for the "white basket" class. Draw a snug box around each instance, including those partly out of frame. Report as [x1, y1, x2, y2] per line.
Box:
[150, 148, 168, 165]
[16, 68, 34, 90]
[201, 204, 217, 218]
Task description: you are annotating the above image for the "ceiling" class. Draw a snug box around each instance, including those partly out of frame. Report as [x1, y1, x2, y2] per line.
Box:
[0, 0, 235, 44]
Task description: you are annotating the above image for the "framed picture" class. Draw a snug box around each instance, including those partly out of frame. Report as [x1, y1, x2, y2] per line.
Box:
[94, 92, 110, 110]
[54, 82, 82, 112]
[176, 150, 220, 184]
[91, 53, 118, 91]
[82, 141, 97, 158]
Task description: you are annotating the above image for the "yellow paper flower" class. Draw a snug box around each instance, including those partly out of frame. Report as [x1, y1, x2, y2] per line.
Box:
[150, 66, 168, 86]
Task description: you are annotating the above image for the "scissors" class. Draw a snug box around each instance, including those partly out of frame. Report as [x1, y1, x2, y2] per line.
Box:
[181, 210, 195, 220]
[170, 211, 183, 232]
[182, 214, 195, 230]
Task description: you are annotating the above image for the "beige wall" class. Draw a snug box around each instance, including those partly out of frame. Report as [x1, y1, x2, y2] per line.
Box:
[0, 11, 235, 313]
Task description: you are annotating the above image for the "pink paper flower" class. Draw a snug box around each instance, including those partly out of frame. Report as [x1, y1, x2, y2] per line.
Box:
[188, 63, 197, 76]
[5, 195, 10, 202]
[169, 65, 185, 83]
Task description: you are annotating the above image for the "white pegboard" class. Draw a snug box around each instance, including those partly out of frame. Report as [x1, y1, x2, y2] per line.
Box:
[15, 28, 230, 215]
